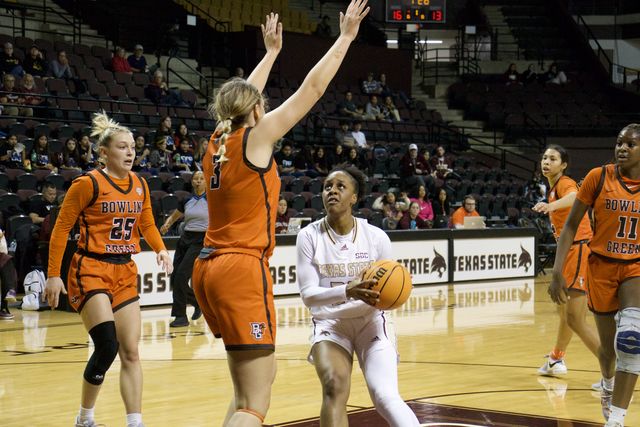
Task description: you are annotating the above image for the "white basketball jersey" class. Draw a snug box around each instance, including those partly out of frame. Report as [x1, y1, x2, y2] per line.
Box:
[297, 217, 392, 319]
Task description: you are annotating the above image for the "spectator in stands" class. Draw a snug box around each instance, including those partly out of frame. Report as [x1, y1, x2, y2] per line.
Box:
[0, 133, 26, 169]
[379, 73, 411, 106]
[275, 196, 291, 234]
[432, 188, 451, 228]
[172, 138, 195, 172]
[159, 171, 206, 328]
[450, 195, 480, 229]
[294, 145, 319, 178]
[314, 15, 332, 38]
[49, 50, 85, 95]
[375, 191, 408, 230]
[29, 182, 58, 226]
[362, 71, 382, 95]
[156, 115, 176, 151]
[335, 120, 355, 147]
[28, 134, 56, 172]
[525, 170, 546, 204]
[346, 146, 369, 174]
[313, 146, 329, 176]
[145, 70, 188, 106]
[0, 226, 17, 319]
[401, 143, 435, 194]
[328, 144, 346, 169]
[174, 123, 194, 149]
[78, 134, 97, 170]
[18, 74, 44, 108]
[233, 67, 245, 79]
[149, 137, 172, 172]
[23, 45, 48, 78]
[0, 42, 23, 78]
[127, 44, 148, 73]
[380, 96, 400, 122]
[398, 201, 429, 230]
[133, 135, 151, 172]
[351, 121, 369, 150]
[111, 46, 133, 74]
[58, 137, 82, 171]
[365, 95, 386, 121]
[193, 136, 207, 170]
[337, 91, 365, 120]
[542, 62, 568, 85]
[521, 64, 538, 85]
[430, 145, 453, 179]
[274, 140, 298, 176]
[504, 63, 521, 86]
[410, 185, 434, 225]
[1, 73, 33, 117]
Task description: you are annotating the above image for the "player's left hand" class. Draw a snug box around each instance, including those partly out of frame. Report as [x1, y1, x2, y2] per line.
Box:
[261, 12, 283, 54]
[346, 278, 379, 306]
[157, 250, 173, 274]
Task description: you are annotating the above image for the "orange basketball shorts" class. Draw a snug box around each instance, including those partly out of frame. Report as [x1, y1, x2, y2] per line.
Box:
[587, 254, 640, 314]
[192, 253, 276, 351]
[562, 241, 590, 293]
[67, 253, 138, 313]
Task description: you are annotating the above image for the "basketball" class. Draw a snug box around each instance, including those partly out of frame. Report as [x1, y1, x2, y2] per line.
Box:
[361, 260, 413, 310]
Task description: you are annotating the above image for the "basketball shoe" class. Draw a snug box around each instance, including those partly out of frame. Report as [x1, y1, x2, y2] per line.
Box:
[604, 421, 623, 427]
[75, 417, 105, 427]
[592, 378, 615, 391]
[601, 382, 613, 421]
[537, 355, 568, 375]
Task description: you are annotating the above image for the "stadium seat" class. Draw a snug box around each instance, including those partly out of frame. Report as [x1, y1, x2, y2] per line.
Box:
[16, 173, 38, 191]
[45, 174, 65, 190]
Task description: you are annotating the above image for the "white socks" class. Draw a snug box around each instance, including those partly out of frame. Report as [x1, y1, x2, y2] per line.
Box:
[78, 406, 94, 422]
[126, 413, 142, 427]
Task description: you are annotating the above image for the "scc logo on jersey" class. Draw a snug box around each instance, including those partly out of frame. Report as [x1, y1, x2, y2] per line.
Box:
[250, 322, 266, 340]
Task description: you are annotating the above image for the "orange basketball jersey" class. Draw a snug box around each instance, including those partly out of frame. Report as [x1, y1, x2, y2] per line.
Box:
[203, 127, 281, 259]
[577, 164, 640, 261]
[77, 169, 149, 255]
[548, 175, 592, 241]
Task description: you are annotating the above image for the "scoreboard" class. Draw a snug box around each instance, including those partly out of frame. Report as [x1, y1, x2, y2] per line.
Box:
[385, 0, 446, 24]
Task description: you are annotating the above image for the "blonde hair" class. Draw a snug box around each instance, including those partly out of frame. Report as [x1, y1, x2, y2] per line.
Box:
[208, 78, 263, 164]
[91, 110, 132, 148]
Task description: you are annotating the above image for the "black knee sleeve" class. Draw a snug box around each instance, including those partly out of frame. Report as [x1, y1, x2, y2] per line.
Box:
[83, 321, 119, 385]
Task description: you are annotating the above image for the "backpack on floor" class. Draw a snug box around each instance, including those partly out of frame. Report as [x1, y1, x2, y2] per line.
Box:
[21, 269, 47, 311]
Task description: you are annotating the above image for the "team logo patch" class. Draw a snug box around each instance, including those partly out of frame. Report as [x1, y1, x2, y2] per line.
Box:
[250, 322, 266, 340]
[136, 187, 143, 196]
[518, 244, 532, 272]
[71, 295, 79, 304]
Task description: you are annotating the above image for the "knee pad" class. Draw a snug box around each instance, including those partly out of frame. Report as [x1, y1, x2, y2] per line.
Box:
[83, 321, 119, 385]
[615, 308, 640, 375]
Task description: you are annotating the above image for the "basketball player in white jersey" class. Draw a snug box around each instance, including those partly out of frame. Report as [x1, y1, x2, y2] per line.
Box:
[296, 165, 420, 427]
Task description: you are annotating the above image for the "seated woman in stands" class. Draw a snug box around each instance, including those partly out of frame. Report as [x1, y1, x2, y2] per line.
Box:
[28, 134, 56, 172]
[58, 138, 83, 171]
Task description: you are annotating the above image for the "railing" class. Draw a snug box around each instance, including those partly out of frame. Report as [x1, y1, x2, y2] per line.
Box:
[166, 55, 210, 102]
[0, 0, 84, 44]
[574, 14, 640, 92]
[419, 47, 481, 85]
[178, 0, 229, 32]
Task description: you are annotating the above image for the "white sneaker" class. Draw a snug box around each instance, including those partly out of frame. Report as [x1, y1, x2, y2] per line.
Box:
[537, 355, 568, 375]
[75, 417, 104, 427]
[601, 382, 613, 421]
[604, 421, 623, 427]
[592, 378, 615, 391]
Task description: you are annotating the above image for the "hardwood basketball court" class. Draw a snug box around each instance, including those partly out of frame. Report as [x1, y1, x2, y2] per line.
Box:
[1, 276, 635, 426]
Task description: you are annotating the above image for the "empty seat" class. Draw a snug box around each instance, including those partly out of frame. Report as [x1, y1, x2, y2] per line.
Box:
[16, 173, 38, 191]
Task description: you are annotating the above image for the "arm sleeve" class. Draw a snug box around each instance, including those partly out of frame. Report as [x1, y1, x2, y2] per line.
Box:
[137, 179, 166, 253]
[377, 229, 393, 260]
[48, 177, 94, 277]
[296, 229, 347, 308]
[576, 167, 601, 207]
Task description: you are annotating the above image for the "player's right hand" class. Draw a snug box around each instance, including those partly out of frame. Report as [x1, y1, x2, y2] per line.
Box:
[339, 0, 370, 42]
[548, 270, 568, 304]
[346, 278, 379, 306]
[43, 277, 67, 309]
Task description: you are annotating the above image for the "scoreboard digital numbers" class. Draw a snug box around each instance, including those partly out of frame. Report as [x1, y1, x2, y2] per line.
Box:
[386, 0, 446, 24]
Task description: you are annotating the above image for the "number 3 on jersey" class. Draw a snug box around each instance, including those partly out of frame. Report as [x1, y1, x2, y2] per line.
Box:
[210, 154, 222, 190]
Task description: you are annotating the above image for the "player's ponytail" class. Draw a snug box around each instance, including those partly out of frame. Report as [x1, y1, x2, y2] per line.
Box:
[209, 78, 263, 165]
[91, 110, 132, 148]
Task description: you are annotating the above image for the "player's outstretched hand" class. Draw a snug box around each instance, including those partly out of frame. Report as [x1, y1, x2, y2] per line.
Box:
[261, 12, 283, 54]
[157, 250, 173, 274]
[532, 202, 550, 214]
[339, 0, 370, 42]
[548, 270, 568, 304]
[346, 278, 379, 306]
[43, 276, 67, 309]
